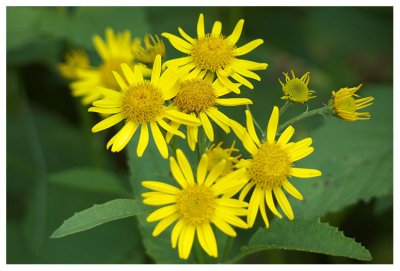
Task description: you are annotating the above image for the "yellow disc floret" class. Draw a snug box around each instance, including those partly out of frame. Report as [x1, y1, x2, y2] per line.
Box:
[191, 35, 234, 72]
[176, 185, 216, 226]
[332, 84, 374, 121]
[173, 79, 217, 113]
[279, 70, 315, 103]
[248, 142, 292, 189]
[121, 82, 164, 123]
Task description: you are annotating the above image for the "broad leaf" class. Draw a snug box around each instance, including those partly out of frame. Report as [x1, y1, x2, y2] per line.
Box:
[289, 85, 393, 218]
[226, 218, 372, 263]
[49, 168, 130, 197]
[128, 137, 189, 263]
[51, 199, 143, 238]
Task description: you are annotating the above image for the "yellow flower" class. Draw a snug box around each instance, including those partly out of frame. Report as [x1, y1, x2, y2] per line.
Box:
[58, 49, 90, 80]
[279, 70, 315, 103]
[235, 107, 321, 228]
[206, 141, 240, 177]
[331, 84, 374, 121]
[162, 13, 268, 94]
[132, 34, 166, 64]
[71, 28, 151, 105]
[89, 55, 200, 159]
[142, 149, 248, 259]
[166, 71, 252, 150]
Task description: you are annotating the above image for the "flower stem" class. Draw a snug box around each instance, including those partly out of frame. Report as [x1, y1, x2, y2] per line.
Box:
[221, 236, 233, 263]
[279, 101, 291, 116]
[277, 105, 331, 134]
[197, 128, 207, 161]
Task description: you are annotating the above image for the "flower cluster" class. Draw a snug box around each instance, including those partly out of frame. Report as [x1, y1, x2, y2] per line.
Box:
[59, 13, 374, 260]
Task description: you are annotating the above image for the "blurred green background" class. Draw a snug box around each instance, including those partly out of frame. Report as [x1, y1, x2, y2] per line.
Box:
[6, 7, 393, 264]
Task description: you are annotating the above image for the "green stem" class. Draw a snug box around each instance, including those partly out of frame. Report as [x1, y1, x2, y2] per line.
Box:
[221, 237, 233, 263]
[279, 101, 291, 116]
[194, 241, 205, 264]
[277, 106, 331, 134]
[197, 128, 207, 161]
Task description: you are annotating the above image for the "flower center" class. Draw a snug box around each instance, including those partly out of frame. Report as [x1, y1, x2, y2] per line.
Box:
[284, 79, 310, 102]
[100, 58, 130, 89]
[176, 185, 216, 225]
[121, 82, 164, 123]
[248, 142, 292, 189]
[191, 35, 234, 71]
[173, 79, 217, 113]
[334, 90, 357, 113]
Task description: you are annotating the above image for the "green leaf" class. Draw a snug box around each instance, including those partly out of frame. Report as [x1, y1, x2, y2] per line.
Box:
[289, 85, 393, 218]
[51, 199, 143, 239]
[49, 167, 130, 197]
[227, 218, 372, 263]
[128, 137, 189, 263]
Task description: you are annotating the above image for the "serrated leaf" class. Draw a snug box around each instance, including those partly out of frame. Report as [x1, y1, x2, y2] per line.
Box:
[51, 199, 143, 239]
[226, 218, 372, 263]
[49, 167, 130, 197]
[289, 85, 393, 218]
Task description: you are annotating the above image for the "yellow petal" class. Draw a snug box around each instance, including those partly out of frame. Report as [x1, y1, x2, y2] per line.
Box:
[152, 213, 179, 236]
[146, 205, 177, 222]
[239, 182, 254, 201]
[282, 179, 303, 200]
[143, 194, 176, 206]
[93, 35, 109, 60]
[170, 156, 188, 189]
[290, 168, 322, 178]
[216, 98, 253, 106]
[199, 111, 214, 142]
[91, 113, 124, 133]
[112, 71, 128, 90]
[247, 186, 261, 227]
[121, 63, 135, 85]
[266, 106, 279, 143]
[211, 216, 236, 237]
[205, 108, 230, 133]
[273, 187, 294, 220]
[137, 123, 149, 157]
[162, 33, 192, 54]
[176, 149, 195, 185]
[178, 27, 194, 43]
[289, 147, 314, 162]
[204, 159, 226, 187]
[196, 224, 211, 256]
[151, 55, 161, 85]
[233, 39, 264, 56]
[111, 121, 138, 152]
[197, 13, 205, 38]
[265, 189, 282, 218]
[203, 223, 218, 257]
[226, 19, 244, 45]
[171, 220, 184, 248]
[181, 224, 195, 260]
[150, 121, 168, 159]
[211, 21, 222, 36]
[142, 181, 180, 194]
[259, 192, 269, 228]
[277, 125, 295, 145]
[245, 110, 260, 145]
[197, 154, 208, 186]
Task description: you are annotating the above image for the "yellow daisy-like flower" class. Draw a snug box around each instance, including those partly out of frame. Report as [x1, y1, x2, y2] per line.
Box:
[71, 28, 151, 105]
[142, 149, 248, 259]
[89, 55, 200, 159]
[132, 33, 166, 64]
[166, 71, 252, 150]
[162, 13, 268, 94]
[206, 141, 240, 177]
[279, 70, 316, 103]
[331, 84, 374, 121]
[235, 107, 322, 228]
[58, 49, 90, 80]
